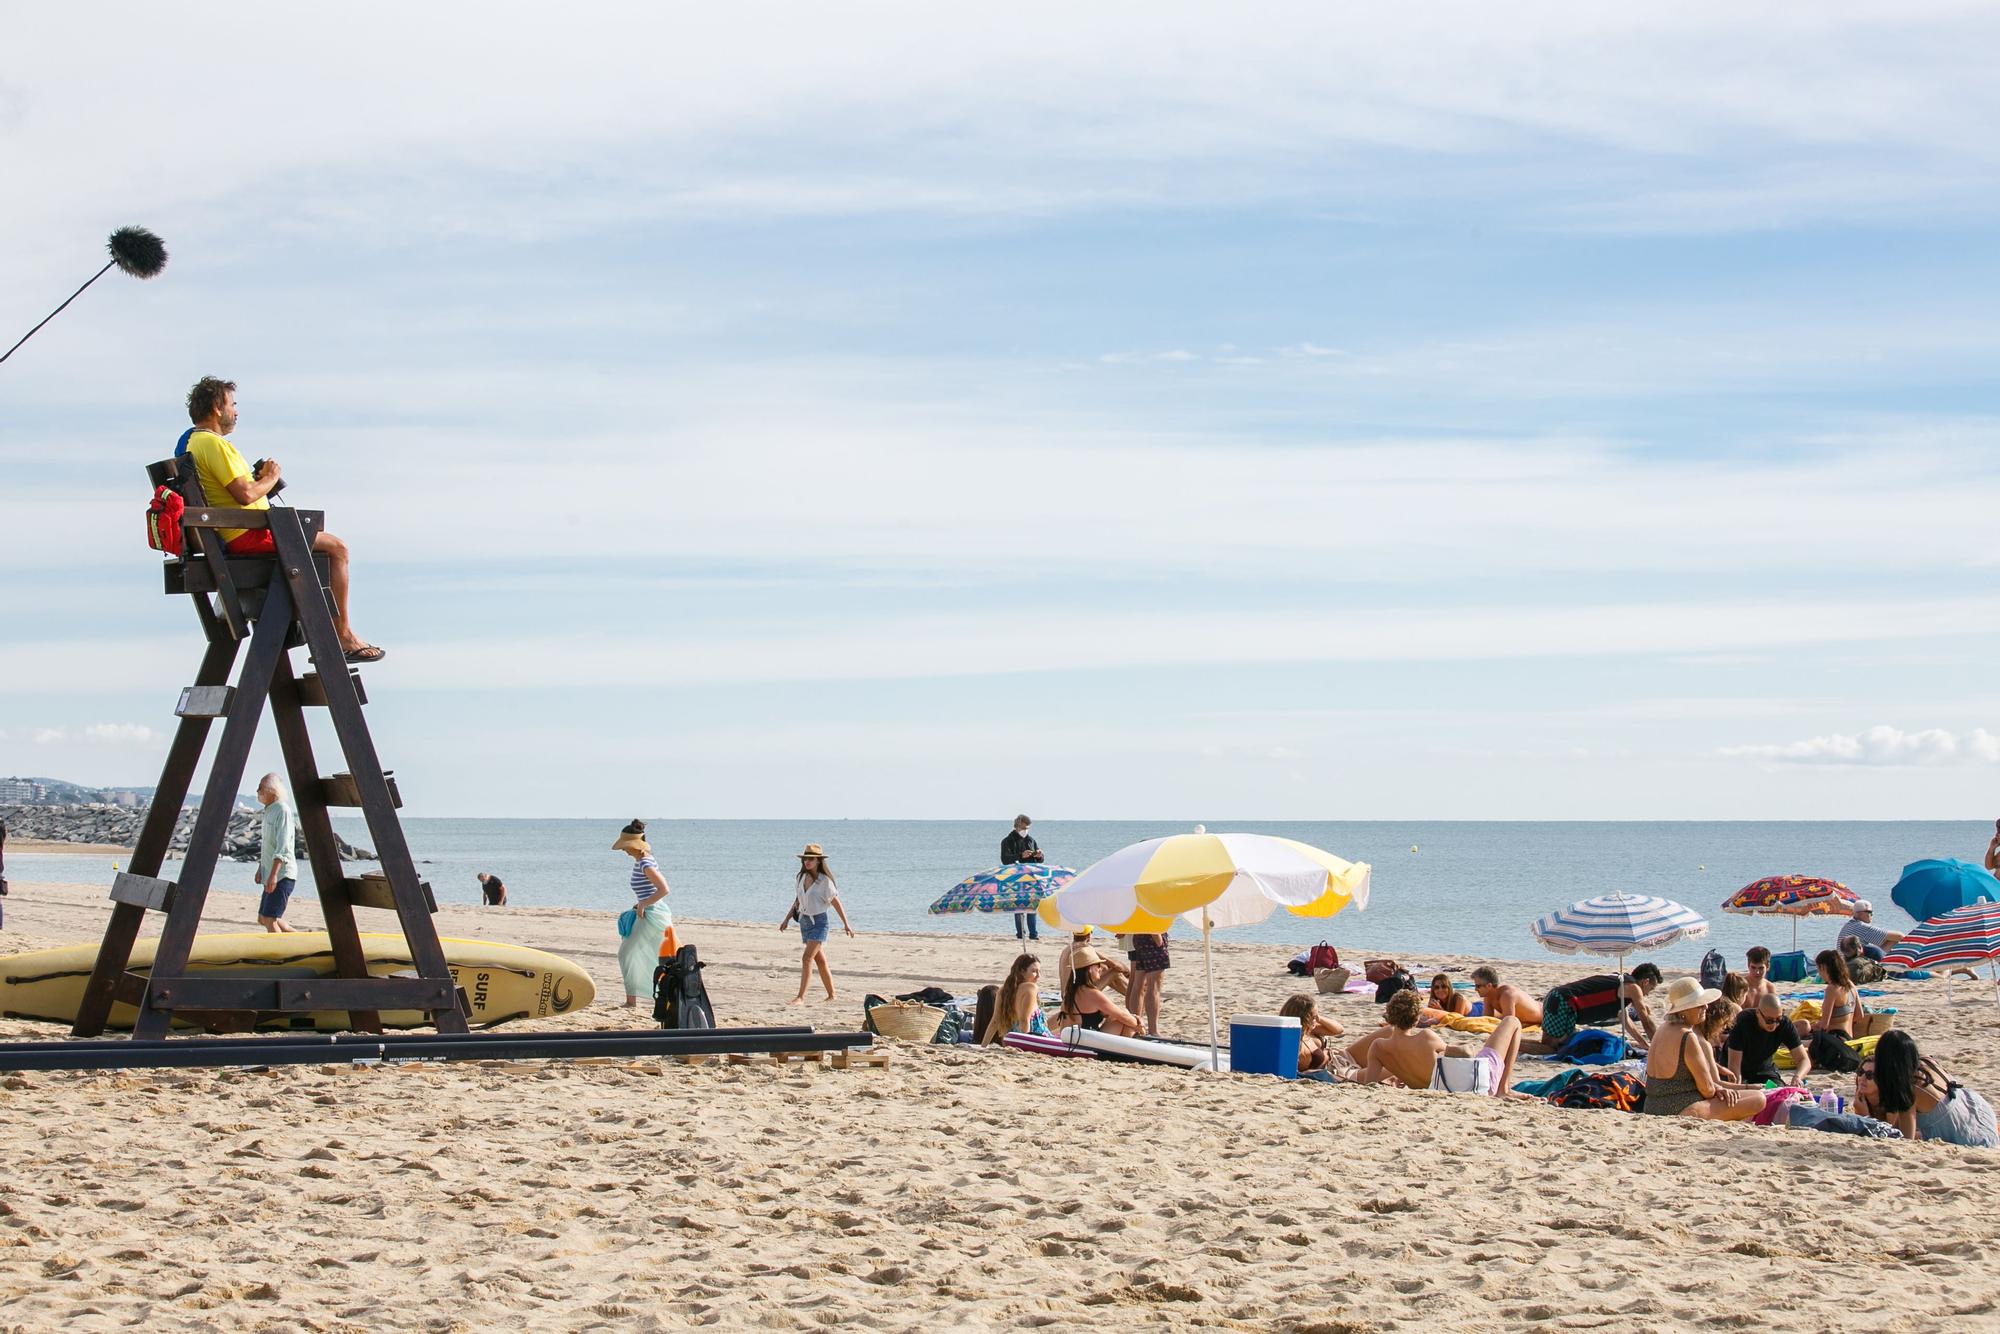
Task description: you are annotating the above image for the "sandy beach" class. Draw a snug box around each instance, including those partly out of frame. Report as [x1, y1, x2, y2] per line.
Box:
[3, 872, 1999, 1332]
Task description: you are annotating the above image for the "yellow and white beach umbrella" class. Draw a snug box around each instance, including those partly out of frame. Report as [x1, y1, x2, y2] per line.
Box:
[1049, 830, 1372, 1064]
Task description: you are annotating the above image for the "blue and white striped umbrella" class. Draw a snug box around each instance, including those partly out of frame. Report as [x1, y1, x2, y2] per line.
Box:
[1531, 893, 1709, 958]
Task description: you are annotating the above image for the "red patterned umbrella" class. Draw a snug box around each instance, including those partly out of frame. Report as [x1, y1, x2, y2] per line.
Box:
[1721, 875, 1858, 950]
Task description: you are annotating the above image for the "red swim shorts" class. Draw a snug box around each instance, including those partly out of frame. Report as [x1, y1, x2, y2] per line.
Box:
[225, 530, 275, 555]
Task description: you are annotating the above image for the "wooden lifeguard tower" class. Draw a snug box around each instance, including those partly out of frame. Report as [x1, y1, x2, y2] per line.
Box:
[71, 459, 468, 1038]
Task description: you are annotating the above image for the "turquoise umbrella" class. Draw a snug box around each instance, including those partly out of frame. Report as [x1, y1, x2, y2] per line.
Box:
[929, 864, 1076, 917]
[1889, 859, 1999, 924]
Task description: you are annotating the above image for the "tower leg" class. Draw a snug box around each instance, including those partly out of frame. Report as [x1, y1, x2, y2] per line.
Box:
[268, 654, 383, 1032]
[269, 508, 468, 1033]
[133, 578, 296, 1039]
[73, 603, 244, 1036]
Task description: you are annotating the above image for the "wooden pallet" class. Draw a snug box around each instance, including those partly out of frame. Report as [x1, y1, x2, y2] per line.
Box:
[829, 1047, 892, 1071]
[726, 1050, 827, 1066]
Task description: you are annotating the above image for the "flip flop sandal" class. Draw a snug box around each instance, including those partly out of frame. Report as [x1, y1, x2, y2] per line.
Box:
[343, 644, 387, 663]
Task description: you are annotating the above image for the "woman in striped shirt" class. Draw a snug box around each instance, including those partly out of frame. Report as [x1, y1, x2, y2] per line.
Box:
[614, 820, 673, 1007]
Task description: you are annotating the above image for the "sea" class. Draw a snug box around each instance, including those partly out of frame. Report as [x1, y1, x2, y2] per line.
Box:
[12, 819, 1991, 970]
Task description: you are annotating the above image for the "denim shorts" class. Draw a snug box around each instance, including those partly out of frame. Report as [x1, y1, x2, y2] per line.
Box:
[799, 911, 831, 943]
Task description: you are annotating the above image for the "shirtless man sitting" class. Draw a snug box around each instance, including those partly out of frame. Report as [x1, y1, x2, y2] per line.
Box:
[1355, 989, 1531, 1099]
[1743, 947, 1779, 1008]
[1470, 966, 1543, 1027]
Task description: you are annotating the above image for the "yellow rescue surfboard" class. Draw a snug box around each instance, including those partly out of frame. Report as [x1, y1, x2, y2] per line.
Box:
[0, 932, 595, 1031]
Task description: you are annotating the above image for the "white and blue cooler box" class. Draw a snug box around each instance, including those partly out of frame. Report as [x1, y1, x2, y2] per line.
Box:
[1230, 1014, 1301, 1078]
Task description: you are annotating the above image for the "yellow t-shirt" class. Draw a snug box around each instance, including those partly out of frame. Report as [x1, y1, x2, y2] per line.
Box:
[181, 429, 267, 543]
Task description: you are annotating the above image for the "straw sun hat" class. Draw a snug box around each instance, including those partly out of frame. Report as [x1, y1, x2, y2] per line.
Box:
[1068, 945, 1111, 971]
[797, 843, 827, 860]
[1661, 976, 1721, 1016]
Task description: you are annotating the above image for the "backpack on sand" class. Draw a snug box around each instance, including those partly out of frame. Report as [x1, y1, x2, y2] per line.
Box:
[1307, 941, 1340, 971]
[1374, 970, 1416, 1004]
[1698, 949, 1728, 990]
[653, 944, 717, 1029]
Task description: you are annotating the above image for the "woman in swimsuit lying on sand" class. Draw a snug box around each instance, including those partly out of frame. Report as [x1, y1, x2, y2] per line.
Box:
[1427, 974, 1472, 1017]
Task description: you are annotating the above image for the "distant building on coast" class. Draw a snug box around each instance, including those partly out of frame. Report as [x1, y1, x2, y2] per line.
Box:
[0, 777, 50, 803]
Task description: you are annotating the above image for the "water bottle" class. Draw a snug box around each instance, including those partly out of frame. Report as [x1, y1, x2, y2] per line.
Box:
[1816, 1089, 1843, 1114]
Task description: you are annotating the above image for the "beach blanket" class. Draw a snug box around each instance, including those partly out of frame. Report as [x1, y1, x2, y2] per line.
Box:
[1786, 1103, 1902, 1138]
[1890, 969, 1933, 980]
[1547, 1071, 1645, 1112]
[1753, 1086, 1813, 1126]
[1556, 1030, 1627, 1065]
[1783, 989, 1887, 1001]
[1515, 1068, 1585, 1098]
[1423, 1009, 1499, 1033]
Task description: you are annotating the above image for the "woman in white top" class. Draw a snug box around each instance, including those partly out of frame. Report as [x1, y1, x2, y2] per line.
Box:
[614, 820, 673, 1008]
[778, 843, 854, 1005]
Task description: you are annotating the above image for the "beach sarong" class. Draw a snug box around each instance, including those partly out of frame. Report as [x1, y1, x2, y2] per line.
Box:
[618, 906, 671, 997]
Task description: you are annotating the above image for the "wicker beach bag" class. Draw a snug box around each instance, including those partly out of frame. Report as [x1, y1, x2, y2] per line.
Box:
[1314, 965, 1353, 995]
[868, 1000, 946, 1044]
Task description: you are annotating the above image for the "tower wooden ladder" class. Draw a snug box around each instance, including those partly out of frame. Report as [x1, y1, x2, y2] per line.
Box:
[72, 460, 469, 1038]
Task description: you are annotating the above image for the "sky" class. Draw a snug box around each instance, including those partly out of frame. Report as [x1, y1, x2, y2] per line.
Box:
[3, 2, 1999, 819]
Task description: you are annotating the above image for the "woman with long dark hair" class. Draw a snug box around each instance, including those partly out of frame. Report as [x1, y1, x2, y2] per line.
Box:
[981, 953, 1049, 1043]
[779, 844, 854, 1005]
[1057, 947, 1142, 1036]
[1854, 1031, 1999, 1146]
[1808, 950, 1863, 1039]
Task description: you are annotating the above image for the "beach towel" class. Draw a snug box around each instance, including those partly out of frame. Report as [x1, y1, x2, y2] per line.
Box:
[1556, 1030, 1628, 1065]
[1548, 1071, 1645, 1112]
[1512, 1072, 1576, 1104]
[1424, 1009, 1501, 1034]
[1753, 1086, 1813, 1126]
[1782, 989, 1886, 1002]
[1889, 969, 1933, 980]
[1785, 1103, 1902, 1138]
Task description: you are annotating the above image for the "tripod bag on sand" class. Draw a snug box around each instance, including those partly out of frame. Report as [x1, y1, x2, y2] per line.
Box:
[654, 944, 716, 1029]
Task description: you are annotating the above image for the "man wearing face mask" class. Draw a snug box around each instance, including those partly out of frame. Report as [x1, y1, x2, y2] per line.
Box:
[1001, 814, 1043, 942]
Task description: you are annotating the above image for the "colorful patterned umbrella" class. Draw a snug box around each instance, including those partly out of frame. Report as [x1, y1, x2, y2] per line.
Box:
[928, 864, 1076, 916]
[1722, 875, 1858, 950]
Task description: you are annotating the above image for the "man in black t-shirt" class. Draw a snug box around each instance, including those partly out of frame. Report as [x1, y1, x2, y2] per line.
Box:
[477, 872, 507, 906]
[1000, 815, 1042, 942]
[1725, 993, 1811, 1085]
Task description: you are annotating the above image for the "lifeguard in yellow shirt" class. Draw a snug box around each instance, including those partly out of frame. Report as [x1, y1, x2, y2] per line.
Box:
[176, 376, 385, 662]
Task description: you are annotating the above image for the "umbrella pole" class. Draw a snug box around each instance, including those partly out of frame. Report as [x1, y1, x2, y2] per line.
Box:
[1203, 910, 1219, 1071]
[1791, 916, 1798, 952]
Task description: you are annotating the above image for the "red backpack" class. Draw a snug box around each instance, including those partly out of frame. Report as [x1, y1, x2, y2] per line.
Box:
[145, 484, 185, 556]
[1306, 940, 1340, 971]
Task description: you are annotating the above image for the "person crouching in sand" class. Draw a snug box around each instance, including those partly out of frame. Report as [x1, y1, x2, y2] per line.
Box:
[779, 844, 854, 1005]
[1356, 989, 1530, 1098]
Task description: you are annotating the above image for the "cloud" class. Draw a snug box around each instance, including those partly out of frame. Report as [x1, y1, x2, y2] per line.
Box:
[30, 723, 161, 746]
[1721, 725, 2000, 766]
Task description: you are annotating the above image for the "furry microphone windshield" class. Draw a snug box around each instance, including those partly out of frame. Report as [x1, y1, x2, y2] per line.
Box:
[1, 225, 169, 365]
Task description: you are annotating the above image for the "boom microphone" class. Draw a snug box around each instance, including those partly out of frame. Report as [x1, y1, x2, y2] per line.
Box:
[1, 226, 169, 366]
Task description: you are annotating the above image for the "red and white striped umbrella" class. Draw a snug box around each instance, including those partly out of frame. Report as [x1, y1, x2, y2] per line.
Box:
[1882, 900, 2000, 972]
